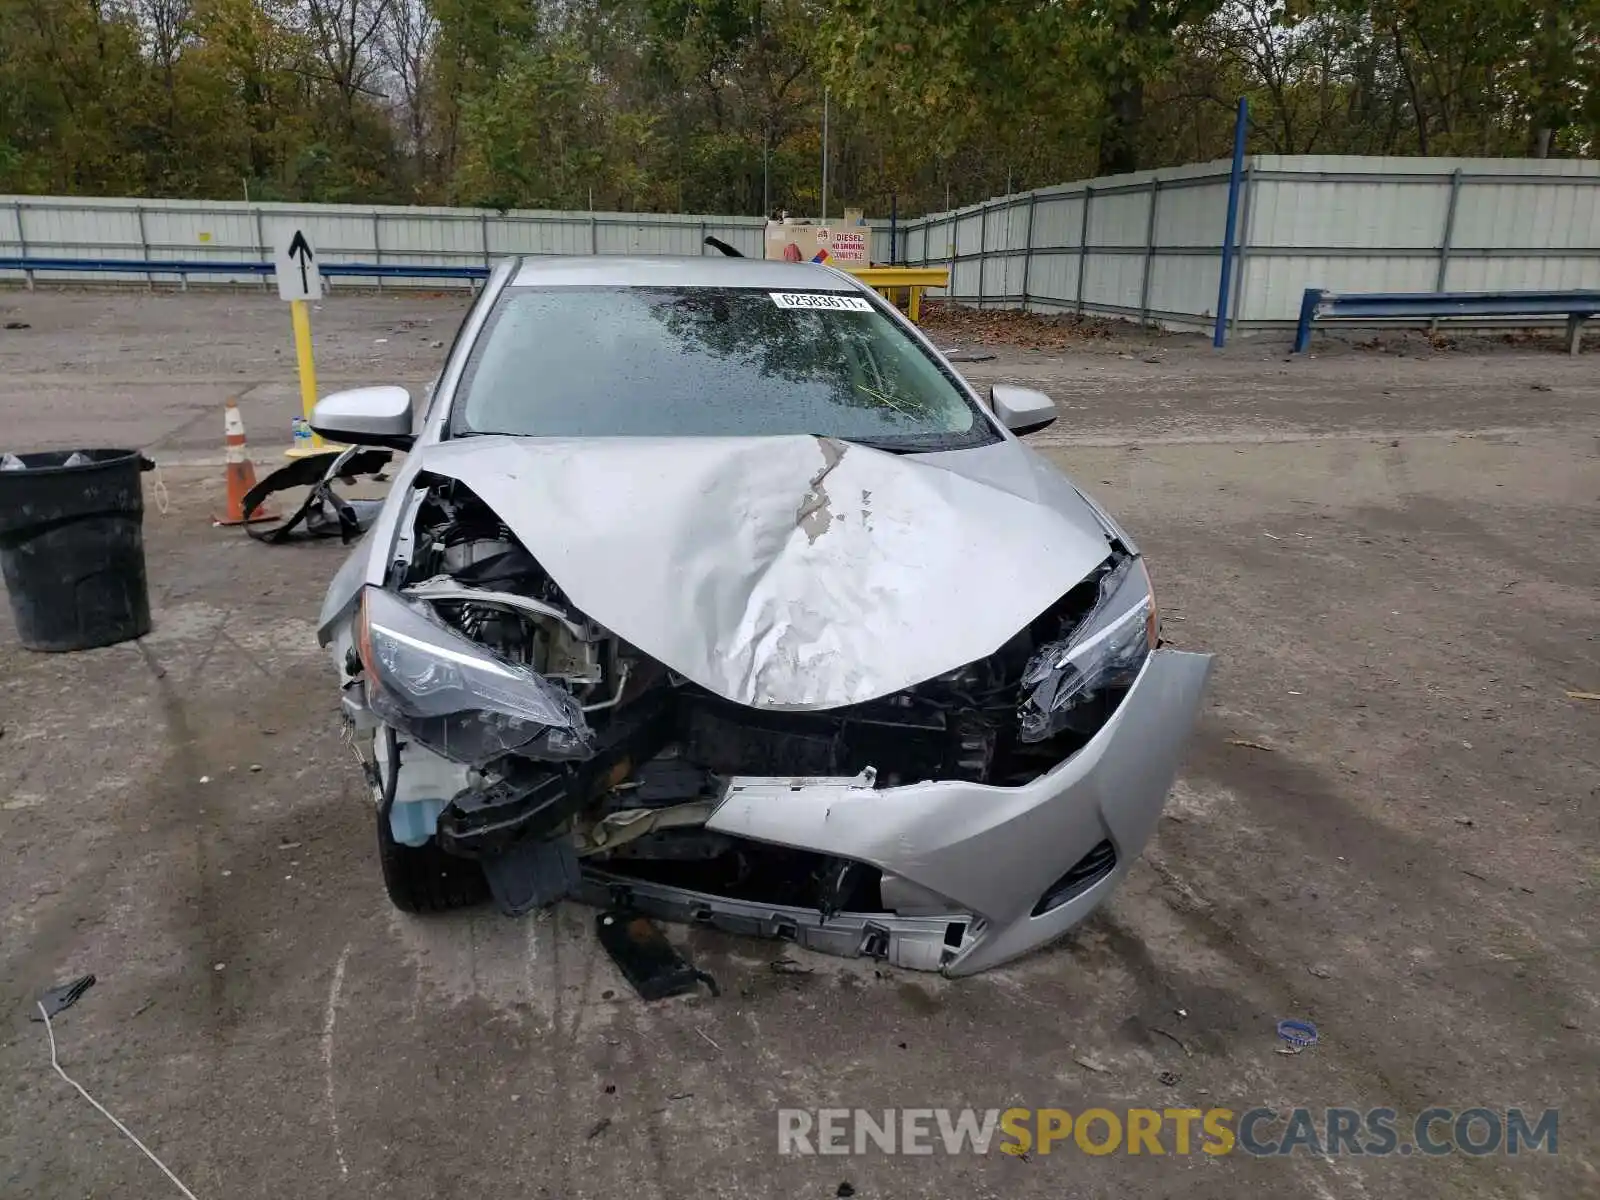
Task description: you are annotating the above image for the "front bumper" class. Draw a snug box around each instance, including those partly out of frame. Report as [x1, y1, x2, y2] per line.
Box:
[591, 648, 1211, 975]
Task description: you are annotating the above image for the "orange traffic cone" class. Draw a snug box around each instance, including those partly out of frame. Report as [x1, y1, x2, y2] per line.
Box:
[213, 399, 279, 526]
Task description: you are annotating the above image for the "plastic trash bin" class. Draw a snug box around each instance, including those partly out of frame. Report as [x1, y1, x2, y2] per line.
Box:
[0, 449, 153, 651]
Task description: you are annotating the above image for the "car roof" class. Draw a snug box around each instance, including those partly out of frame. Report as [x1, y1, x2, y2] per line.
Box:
[508, 255, 861, 291]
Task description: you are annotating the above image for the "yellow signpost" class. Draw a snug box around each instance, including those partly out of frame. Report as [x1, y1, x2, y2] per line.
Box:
[274, 227, 334, 457]
[287, 297, 322, 456]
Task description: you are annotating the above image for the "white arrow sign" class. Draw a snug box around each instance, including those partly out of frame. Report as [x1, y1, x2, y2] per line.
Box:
[274, 227, 322, 301]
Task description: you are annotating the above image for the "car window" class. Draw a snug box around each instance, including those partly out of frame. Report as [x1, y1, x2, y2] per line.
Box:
[451, 286, 998, 452]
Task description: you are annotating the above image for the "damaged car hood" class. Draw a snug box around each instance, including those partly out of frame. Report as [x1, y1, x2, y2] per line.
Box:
[415, 434, 1112, 709]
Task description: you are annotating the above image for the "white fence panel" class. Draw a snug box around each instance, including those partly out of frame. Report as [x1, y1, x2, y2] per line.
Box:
[1088, 186, 1153, 249]
[0, 196, 783, 288]
[897, 155, 1600, 330]
[1000, 201, 1030, 301]
[1157, 180, 1229, 247]
[1148, 253, 1226, 320]
[1082, 252, 1147, 314]
[1445, 256, 1600, 292]
[1026, 252, 1080, 310]
[6, 158, 1600, 331]
[1244, 255, 1438, 319]
[1249, 178, 1449, 250]
[1031, 191, 1086, 251]
[1455, 181, 1600, 250]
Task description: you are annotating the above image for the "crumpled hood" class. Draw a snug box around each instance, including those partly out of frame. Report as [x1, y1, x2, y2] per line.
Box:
[415, 434, 1112, 709]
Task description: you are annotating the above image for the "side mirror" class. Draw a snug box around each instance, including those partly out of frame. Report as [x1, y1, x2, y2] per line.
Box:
[311, 386, 414, 450]
[990, 384, 1057, 436]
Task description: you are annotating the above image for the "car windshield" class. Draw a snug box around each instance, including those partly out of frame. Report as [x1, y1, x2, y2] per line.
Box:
[451, 286, 997, 451]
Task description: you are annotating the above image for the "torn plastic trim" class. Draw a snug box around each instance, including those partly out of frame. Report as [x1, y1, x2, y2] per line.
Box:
[357, 585, 596, 765]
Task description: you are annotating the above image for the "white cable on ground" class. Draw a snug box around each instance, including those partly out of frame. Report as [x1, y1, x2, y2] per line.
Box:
[37, 1001, 202, 1200]
[151, 466, 171, 515]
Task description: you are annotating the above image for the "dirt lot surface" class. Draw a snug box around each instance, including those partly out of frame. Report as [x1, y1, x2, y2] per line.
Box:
[1, 290, 1597, 1199]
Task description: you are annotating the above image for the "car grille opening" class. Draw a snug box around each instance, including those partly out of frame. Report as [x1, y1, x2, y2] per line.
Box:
[1031, 839, 1117, 916]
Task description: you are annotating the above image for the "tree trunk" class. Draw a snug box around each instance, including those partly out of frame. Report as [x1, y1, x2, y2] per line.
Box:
[1525, 5, 1564, 158]
[1098, 76, 1143, 175]
[1097, 0, 1152, 175]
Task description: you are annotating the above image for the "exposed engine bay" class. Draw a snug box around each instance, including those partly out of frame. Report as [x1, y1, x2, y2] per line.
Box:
[343, 475, 1156, 942]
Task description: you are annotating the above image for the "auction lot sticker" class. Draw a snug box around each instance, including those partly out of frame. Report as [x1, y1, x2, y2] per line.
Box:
[770, 292, 874, 311]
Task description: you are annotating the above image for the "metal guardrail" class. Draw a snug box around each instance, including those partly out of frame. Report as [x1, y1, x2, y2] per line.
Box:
[0, 256, 491, 287]
[1294, 287, 1600, 354]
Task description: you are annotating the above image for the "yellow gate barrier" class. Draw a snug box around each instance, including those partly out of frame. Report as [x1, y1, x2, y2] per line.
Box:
[844, 267, 949, 323]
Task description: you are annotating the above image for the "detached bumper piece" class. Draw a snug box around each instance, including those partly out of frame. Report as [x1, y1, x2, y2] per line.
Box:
[241, 447, 392, 543]
[595, 910, 720, 1001]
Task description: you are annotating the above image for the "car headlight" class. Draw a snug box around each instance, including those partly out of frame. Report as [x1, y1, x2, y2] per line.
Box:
[355, 586, 594, 764]
[1017, 553, 1157, 742]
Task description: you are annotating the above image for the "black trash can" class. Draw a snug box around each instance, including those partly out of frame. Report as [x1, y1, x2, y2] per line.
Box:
[0, 449, 153, 652]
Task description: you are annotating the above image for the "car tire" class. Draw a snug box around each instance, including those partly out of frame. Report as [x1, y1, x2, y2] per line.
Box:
[376, 809, 489, 913]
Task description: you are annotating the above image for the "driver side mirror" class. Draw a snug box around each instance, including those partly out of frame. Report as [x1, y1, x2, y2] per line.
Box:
[311, 386, 414, 450]
[989, 384, 1058, 436]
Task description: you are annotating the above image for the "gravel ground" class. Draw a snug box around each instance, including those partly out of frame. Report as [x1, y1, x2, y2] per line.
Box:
[1, 289, 1597, 1199]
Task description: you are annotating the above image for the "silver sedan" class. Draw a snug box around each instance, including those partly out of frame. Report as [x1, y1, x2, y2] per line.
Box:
[315, 255, 1210, 975]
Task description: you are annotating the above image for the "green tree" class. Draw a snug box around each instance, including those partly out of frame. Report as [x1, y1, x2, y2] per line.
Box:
[0, 0, 1594, 211]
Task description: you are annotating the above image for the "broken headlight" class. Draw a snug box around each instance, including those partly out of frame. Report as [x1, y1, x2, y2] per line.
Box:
[1017, 553, 1157, 743]
[355, 586, 594, 764]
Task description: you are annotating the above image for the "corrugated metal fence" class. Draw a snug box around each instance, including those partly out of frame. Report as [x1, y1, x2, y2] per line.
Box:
[0, 196, 891, 287]
[5, 154, 1599, 329]
[898, 155, 1600, 329]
